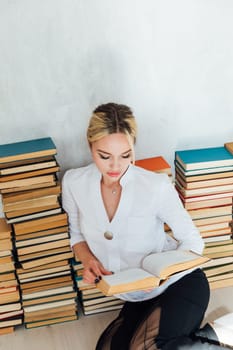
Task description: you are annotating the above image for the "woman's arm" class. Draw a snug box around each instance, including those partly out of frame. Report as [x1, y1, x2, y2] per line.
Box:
[62, 171, 112, 283]
[62, 171, 85, 246]
[158, 176, 204, 254]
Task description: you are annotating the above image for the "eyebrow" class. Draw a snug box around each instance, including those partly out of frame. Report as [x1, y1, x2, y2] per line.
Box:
[97, 149, 131, 155]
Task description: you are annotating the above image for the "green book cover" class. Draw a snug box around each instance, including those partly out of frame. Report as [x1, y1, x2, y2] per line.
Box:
[175, 146, 233, 171]
[0, 137, 56, 163]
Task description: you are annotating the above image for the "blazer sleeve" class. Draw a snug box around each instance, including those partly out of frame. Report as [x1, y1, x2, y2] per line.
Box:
[157, 175, 204, 254]
[61, 171, 85, 247]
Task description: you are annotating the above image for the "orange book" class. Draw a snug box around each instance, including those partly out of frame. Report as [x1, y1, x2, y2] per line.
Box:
[135, 156, 171, 175]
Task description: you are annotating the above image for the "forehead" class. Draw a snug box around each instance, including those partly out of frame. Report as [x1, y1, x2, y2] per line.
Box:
[92, 133, 131, 153]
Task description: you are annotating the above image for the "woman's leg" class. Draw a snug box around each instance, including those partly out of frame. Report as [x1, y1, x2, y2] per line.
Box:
[156, 268, 210, 349]
[97, 269, 215, 350]
[110, 299, 160, 350]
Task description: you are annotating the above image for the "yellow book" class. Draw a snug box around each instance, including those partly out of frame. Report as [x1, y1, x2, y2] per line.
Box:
[96, 250, 210, 296]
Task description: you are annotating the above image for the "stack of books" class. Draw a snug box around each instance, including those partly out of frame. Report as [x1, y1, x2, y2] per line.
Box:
[0, 218, 23, 334]
[174, 143, 233, 289]
[0, 137, 78, 329]
[72, 259, 124, 316]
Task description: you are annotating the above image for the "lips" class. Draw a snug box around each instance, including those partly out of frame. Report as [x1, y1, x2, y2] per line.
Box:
[107, 172, 121, 177]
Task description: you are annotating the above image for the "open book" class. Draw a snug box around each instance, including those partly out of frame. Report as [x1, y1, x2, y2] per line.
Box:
[96, 250, 210, 296]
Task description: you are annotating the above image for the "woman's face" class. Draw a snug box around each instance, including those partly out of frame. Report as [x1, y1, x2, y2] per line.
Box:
[91, 133, 133, 184]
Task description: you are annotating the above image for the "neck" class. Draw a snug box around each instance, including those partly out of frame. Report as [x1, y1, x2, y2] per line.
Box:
[101, 178, 121, 195]
[101, 177, 120, 187]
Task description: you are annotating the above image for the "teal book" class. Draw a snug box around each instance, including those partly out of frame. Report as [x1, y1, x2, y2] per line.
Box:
[175, 146, 233, 171]
[0, 137, 57, 164]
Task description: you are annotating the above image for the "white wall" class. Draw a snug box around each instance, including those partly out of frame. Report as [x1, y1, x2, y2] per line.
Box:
[0, 0, 233, 175]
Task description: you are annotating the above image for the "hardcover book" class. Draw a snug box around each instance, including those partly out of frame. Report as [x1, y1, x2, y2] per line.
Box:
[175, 146, 233, 171]
[3, 195, 59, 213]
[2, 185, 61, 205]
[15, 226, 69, 241]
[188, 205, 233, 220]
[176, 172, 233, 189]
[135, 156, 172, 175]
[5, 202, 61, 220]
[175, 181, 233, 197]
[0, 165, 60, 183]
[24, 303, 76, 322]
[25, 315, 78, 329]
[13, 213, 68, 235]
[0, 158, 57, 176]
[175, 166, 233, 183]
[22, 291, 77, 307]
[20, 251, 74, 269]
[0, 174, 56, 190]
[0, 137, 57, 164]
[175, 160, 233, 176]
[96, 250, 210, 296]
[6, 207, 62, 224]
[0, 316, 22, 328]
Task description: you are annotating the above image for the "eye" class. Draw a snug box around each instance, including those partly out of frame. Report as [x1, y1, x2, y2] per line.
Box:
[99, 153, 110, 160]
[122, 153, 131, 159]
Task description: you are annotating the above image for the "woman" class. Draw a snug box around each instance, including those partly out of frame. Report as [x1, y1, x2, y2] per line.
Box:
[62, 103, 229, 349]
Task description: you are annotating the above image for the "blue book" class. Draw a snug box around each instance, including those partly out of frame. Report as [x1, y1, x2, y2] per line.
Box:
[0, 137, 56, 164]
[175, 146, 233, 171]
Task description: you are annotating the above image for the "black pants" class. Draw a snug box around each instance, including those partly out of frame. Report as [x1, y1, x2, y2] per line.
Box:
[157, 269, 226, 349]
[157, 268, 210, 348]
[96, 269, 228, 349]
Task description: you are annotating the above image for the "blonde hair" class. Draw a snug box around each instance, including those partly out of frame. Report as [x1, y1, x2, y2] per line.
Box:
[87, 103, 137, 162]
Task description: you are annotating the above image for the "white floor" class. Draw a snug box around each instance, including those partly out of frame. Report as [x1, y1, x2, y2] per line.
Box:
[0, 286, 233, 350]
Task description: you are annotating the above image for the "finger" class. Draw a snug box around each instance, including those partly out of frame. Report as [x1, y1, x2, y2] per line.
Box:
[90, 262, 110, 278]
[100, 267, 113, 275]
[83, 268, 96, 284]
[96, 263, 112, 276]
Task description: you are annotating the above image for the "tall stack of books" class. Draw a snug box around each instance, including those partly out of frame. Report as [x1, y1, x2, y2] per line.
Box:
[72, 259, 124, 316]
[0, 218, 23, 335]
[0, 137, 78, 329]
[174, 143, 233, 289]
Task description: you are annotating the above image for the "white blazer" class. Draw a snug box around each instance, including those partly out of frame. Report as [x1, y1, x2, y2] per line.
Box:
[62, 163, 204, 301]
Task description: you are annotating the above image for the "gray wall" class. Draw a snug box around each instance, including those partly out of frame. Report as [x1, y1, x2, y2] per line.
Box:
[0, 1, 233, 176]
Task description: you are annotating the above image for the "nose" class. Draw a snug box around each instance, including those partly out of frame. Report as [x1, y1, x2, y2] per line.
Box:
[109, 157, 120, 170]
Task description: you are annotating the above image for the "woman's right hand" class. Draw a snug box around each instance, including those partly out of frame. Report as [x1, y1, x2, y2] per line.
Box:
[82, 257, 112, 284]
[73, 241, 112, 284]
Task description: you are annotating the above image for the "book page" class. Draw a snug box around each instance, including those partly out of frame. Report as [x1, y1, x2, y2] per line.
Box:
[142, 250, 202, 278]
[102, 268, 155, 286]
[213, 312, 233, 330]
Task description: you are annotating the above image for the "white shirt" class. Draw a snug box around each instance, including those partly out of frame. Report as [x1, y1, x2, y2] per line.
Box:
[62, 163, 204, 301]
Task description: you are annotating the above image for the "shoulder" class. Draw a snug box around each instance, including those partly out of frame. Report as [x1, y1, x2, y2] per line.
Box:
[132, 164, 170, 185]
[62, 163, 96, 184]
